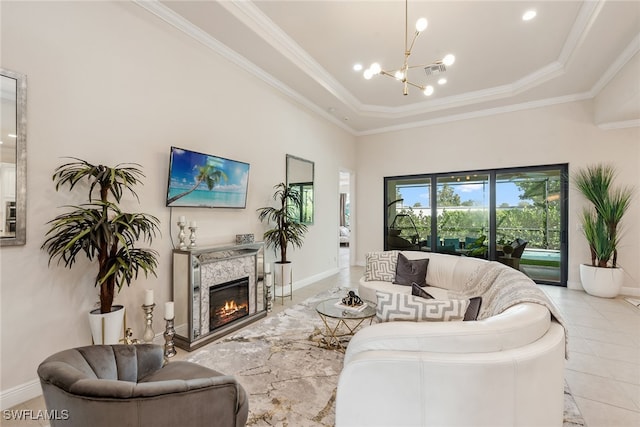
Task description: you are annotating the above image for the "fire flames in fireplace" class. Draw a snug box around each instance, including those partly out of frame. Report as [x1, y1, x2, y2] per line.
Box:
[210, 277, 250, 331]
[219, 299, 248, 317]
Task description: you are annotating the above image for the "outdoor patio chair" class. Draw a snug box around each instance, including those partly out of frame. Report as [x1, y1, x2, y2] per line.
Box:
[511, 238, 528, 259]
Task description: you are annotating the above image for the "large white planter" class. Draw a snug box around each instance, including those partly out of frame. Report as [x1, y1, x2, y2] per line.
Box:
[579, 264, 624, 298]
[88, 305, 125, 344]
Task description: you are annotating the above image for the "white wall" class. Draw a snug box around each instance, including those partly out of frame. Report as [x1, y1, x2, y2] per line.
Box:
[0, 0, 355, 404]
[355, 101, 640, 294]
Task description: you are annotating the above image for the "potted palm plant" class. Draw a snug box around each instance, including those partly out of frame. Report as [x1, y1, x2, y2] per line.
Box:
[41, 158, 160, 343]
[574, 164, 634, 297]
[257, 183, 308, 293]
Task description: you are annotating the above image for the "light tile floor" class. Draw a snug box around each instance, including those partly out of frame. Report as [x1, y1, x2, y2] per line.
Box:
[6, 261, 640, 427]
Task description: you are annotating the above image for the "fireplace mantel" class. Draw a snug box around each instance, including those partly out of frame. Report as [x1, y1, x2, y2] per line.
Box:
[172, 242, 266, 351]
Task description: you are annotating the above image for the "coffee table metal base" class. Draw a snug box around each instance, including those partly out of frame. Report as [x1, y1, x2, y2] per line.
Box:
[317, 316, 372, 351]
[315, 298, 376, 352]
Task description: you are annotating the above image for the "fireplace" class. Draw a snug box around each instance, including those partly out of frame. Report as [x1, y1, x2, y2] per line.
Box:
[209, 277, 250, 331]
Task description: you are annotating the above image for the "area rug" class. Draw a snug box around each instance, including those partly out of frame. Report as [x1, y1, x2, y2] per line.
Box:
[187, 286, 585, 426]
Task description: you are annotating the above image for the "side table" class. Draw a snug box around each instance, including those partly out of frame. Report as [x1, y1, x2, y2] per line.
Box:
[315, 298, 376, 352]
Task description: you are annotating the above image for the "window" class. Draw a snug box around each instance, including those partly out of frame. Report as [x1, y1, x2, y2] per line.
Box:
[384, 164, 568, 286]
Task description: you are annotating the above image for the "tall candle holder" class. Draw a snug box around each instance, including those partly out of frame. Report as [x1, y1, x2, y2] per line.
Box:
[177, 220, 187, 250]
[163, 318, 177, 358]
[142, 303, 156, 343]
[188, 225, 197, 249]
[265, 272, 273, 312]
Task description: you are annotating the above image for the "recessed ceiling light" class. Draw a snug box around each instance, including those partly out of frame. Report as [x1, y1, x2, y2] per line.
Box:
[438, 78, 447, 85]
[522, 10, 537, 21]
[353, 63, 363, 71]
[8, 134, 17, 138]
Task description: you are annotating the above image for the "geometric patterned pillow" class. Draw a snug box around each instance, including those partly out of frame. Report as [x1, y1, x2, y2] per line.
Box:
[375, 291, 469, 322]
[364, 251, 399, 281]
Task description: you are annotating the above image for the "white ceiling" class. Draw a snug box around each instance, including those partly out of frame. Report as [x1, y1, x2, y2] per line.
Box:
[141, 0, 640, 135]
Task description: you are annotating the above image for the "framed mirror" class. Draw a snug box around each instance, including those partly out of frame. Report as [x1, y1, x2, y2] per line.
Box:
[0, 69, 27, 246]
[286, 155, 314, 224]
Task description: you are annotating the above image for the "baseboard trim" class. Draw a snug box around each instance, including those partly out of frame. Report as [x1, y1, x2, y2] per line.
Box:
[621, 286, 640, 297]
[293, 268, 340, 291]
[1, 379, 42, 410]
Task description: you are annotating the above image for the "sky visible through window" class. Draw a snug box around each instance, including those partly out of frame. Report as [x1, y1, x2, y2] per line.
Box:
[397, 181, 530, 208]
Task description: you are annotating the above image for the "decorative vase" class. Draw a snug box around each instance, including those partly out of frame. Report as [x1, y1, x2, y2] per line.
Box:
[88, 305, 125, 344]
[579, 264, 624, 298]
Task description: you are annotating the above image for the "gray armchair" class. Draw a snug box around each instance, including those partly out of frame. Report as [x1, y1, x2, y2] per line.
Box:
[37, 344, 248, 427]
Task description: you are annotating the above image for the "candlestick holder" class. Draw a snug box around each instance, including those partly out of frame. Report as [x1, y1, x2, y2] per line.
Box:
[163, 318, 177, 358]
[177, 221, 187, 250]
[142, 303, 156, 343]
[265, 273, 273, 312]
[188, 226, 197, 249]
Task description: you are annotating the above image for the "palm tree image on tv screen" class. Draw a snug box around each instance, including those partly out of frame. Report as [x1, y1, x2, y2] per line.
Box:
[166, 147, 250, 208]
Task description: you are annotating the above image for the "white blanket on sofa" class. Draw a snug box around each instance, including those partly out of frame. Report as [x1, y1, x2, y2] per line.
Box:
[451, 261, 568, 356]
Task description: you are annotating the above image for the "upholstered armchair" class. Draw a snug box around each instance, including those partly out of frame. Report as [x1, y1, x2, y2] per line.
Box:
[38, 344, 248, 427]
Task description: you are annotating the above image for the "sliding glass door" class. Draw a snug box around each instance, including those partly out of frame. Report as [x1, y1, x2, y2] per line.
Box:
[384, 164, 567, 286]
[386, 178, 431, 251]
[435, 174, 489, 258]
[495, 167, 565, 283]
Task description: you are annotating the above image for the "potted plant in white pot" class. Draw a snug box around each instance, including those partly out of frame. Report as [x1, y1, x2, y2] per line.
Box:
[257, 183, 308, 296]
[574, 164, 634, 298]
[41, 158, 160, 343]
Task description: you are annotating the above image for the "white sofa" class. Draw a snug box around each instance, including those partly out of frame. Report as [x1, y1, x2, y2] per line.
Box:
[336, 251, 566, 427]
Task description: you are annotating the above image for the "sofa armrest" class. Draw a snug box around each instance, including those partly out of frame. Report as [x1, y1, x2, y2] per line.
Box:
[344, 303, 551, 365]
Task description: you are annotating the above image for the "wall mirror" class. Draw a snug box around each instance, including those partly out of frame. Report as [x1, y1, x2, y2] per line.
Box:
[0, 68, 27, 246]
[286, 154, 314, 224]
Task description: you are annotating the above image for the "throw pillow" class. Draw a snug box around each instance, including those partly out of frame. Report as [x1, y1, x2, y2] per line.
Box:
[464, 296, 482, 321]
[411, 282, 434, 299]
[376, 291, 469, 322]
[365, 251, 399, 282]
[393, 253, 429, 286]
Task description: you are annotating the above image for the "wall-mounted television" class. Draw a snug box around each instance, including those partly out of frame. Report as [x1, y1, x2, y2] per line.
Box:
[166, 146, 250, 208]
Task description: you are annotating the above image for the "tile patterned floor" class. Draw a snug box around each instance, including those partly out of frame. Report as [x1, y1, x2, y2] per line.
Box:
[6, 261, 639, 427]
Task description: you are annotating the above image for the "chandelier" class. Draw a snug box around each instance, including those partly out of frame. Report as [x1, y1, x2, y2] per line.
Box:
[362, 0, 455, 96]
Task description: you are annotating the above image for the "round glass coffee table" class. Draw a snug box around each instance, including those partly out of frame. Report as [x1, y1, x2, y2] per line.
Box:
[315, 298, 376, 351]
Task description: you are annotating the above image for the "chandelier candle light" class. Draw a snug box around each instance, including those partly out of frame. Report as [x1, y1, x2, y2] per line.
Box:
[362, 0, 455, 96]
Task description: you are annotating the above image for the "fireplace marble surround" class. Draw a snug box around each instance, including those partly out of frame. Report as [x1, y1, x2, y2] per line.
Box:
[172, 242, 266, 351]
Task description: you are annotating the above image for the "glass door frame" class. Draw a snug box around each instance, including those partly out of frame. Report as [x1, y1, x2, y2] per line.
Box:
[384, 163, 568, 286]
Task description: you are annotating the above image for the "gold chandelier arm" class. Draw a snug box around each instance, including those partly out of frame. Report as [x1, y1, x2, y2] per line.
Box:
[406, 31, 421, 56]
[405, 80, 426, 90]
[379, 70, 397, 78]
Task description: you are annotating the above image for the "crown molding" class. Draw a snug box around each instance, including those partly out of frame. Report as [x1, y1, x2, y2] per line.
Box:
[217, 0, 362, 110]
[134, 0, 635, 136]
[597, 119, 640, 131]
[211, 0, 607, 119]
[355, 93, 593, 136]
[132, 0, 355, 134]
[590, 33, 640, 97]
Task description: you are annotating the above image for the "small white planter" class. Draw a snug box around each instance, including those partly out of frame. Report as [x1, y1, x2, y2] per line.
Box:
[88, 305, 125, 344]
[579, 264, 624, 298]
